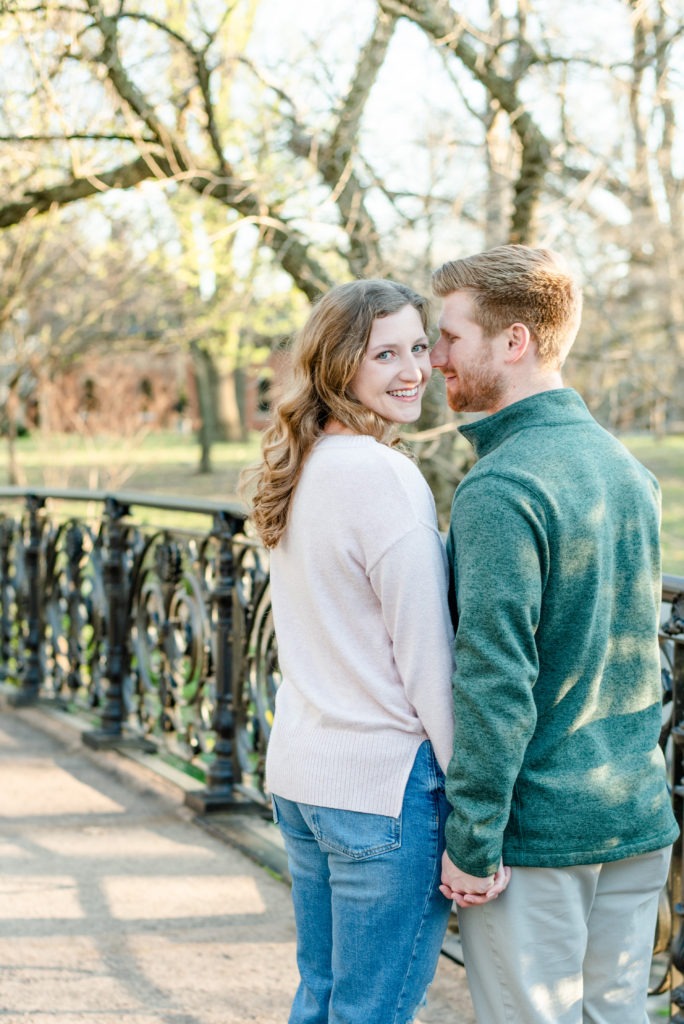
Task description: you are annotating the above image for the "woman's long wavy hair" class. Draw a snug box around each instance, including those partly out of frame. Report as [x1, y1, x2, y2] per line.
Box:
[241, 279, 430, 548]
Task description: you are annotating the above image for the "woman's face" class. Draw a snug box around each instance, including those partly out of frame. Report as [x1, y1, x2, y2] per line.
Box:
[349, 305, 431, 424]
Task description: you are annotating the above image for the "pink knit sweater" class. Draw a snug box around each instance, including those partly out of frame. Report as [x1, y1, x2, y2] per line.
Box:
[265, 435, 455, 818]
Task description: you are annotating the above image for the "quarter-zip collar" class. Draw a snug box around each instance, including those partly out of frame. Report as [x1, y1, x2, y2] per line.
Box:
[459, 388, 591, 459]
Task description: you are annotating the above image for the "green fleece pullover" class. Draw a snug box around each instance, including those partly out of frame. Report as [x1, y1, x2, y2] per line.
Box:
[445, 388, 678, 877]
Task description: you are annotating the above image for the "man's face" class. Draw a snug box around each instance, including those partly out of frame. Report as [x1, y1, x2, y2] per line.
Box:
[430, 291, 507, 414]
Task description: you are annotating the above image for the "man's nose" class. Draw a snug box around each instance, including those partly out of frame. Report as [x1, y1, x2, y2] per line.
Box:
[430, 337, 447, 370]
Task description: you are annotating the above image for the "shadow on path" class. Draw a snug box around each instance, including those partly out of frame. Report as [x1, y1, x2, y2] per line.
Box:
[0, 701, 477, 1023]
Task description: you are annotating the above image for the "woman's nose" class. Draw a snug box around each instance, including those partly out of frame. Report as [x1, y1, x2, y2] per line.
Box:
[399, 355, 423, 381]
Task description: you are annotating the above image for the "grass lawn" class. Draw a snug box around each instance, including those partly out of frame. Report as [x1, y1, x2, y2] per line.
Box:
[1, 429, 259, 501]
[619, 433, 684, 577]
[1, 428, 683, 575]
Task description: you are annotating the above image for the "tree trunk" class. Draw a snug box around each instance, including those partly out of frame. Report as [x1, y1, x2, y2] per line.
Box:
[5, 379, 22, 486]
[218, 372, 246, 444]
[190, 341, 216, 474]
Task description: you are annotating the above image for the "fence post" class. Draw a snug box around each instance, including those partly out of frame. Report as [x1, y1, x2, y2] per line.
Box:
[0, 519, 13, 684]
[65, 523, 85, 699]
[8, 494, 46, 706]
[83, 496, 131, 747]
[186, 510, 243, 812]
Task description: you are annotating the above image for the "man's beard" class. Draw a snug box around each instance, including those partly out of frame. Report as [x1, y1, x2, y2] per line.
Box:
[445, 359, 506, 413]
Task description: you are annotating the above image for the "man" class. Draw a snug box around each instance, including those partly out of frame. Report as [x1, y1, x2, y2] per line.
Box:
[430, 244, 678, 1024]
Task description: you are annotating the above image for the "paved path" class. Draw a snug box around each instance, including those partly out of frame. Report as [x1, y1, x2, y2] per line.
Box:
[0, 700, 476, 1024]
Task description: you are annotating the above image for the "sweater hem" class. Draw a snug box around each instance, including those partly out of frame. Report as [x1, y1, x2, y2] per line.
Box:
[502, 823, 680, 868]
[266, 728, 428, 819]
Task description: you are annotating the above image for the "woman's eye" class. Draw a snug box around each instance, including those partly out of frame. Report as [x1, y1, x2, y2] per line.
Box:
[412, 342, 429, 354]
[376, 350, 394, 361]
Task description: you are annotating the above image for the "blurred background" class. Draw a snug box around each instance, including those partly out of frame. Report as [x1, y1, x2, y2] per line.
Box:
[0, 0, 682, 570]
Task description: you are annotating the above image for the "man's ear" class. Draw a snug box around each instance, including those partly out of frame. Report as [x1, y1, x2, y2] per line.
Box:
[504, 322, 531, 364]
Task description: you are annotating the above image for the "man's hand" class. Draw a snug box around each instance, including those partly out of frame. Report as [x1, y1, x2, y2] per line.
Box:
[439, 851, 511, 908]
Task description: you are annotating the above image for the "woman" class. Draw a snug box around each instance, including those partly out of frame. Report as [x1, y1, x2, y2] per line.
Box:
[243, 279, 456, 1024]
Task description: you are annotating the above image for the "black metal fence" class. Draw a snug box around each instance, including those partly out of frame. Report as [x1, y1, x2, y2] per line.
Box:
[0, 486, 276, 812]
[1, 487, 683, 1013]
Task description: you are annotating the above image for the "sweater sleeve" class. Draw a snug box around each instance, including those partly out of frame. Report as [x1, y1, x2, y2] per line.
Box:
[368, 523, 455, 774]
[444, 472, 546, 876]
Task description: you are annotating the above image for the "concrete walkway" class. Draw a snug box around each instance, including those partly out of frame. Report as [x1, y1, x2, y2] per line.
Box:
[0, 700, 476, 1024]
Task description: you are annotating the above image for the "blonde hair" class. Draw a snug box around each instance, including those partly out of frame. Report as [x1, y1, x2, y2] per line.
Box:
[241, 279, 430, 548]
[432, 244, 582, 368]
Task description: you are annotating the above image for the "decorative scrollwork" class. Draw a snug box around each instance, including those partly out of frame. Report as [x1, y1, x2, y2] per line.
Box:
[131, 533, 212, 760]
[155, 540, 183, 585]
[0, 515, 23, 683]
[663, 591, 684, 637]
[654, 588, 684, 995]
[233, 535, 279, 801]
[43, 519, 107, 706]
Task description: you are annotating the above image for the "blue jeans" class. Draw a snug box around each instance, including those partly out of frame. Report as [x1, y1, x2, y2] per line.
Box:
[272, 741, 452, 1024]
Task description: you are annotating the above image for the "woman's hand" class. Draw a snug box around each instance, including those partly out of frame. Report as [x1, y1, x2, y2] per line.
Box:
[439, 851, 511, 908]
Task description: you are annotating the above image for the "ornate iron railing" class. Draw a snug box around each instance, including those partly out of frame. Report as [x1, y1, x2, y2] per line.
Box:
[1, 486, 683, 1013]
[662, 576, 684, 1017]
[0, 486, 275, 811]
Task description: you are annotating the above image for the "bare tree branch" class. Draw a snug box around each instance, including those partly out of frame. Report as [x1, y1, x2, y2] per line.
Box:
[0, 133, 154, 142]
[0, 154, 160, 228]
[313, 8, 398, 276]
[378, 0, 552, 243]
[0, 0, 333, 300]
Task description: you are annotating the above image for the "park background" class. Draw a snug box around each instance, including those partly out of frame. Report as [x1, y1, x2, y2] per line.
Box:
[1, 0, 683, 572]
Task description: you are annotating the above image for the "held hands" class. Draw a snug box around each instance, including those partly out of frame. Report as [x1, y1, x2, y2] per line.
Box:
[439, 851, 511, 908]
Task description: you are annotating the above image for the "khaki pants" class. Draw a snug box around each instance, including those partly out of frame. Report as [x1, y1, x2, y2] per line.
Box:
[458, 846, 671, 1024]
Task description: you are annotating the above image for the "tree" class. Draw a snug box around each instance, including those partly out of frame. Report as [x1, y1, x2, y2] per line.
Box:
[0, 0, 682, 462]
[0, 0, 392, 294]
[0, 1, 409, 473]
[382, 0, 684, 429]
